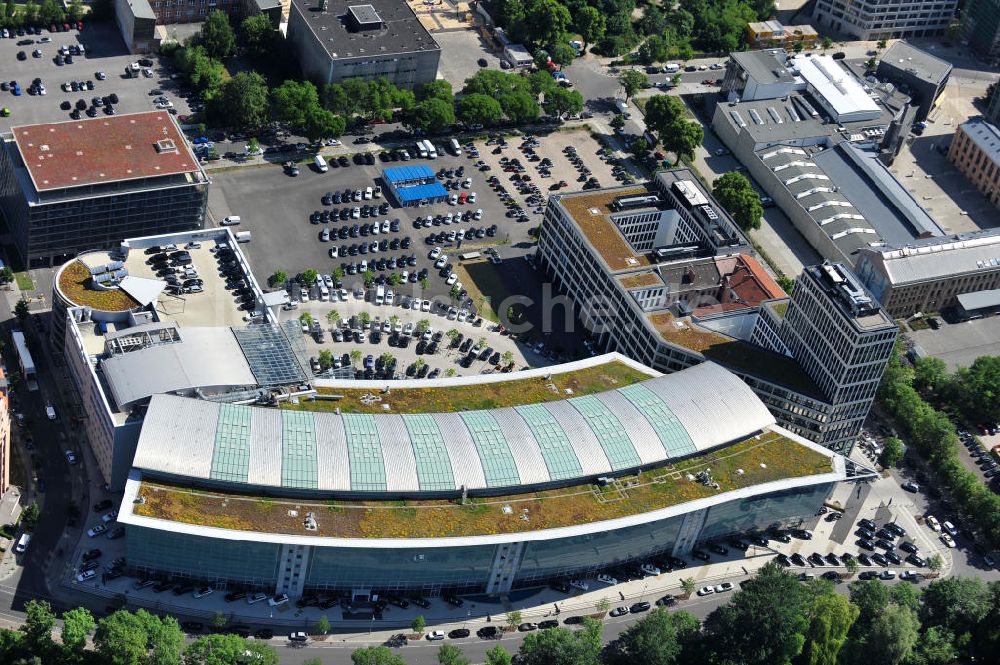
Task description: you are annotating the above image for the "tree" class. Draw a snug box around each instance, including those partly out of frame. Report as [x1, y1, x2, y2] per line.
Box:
[363, 270, 376, 287]
[712, 171, 763, 231]
[920, 577, 992, 639]
[66, 0, 84, 21]
[548, 43, 578, 67]
[38, 0, 62, 24]
[928, 553, 943, 573]
[174, 46, 226, 99]
[418, 80, 453, 103]
[908, 626, 958, 665]
[270, 270, 287, 287]
[475, 336, 487, 349]
[19, 502, 39, 527]
[417, 319, 431, 333]
[680, 577, 696, 596]
[865, 604, 919, 665]
[350, 349, 362, 366]
[315, 614, 331, 635]
[702, 562, 810, 665]
[271, 80, 320, 127]
[517, 620, 602, 665]
[215, 72, 269, 130]
[185, 633, 278, 665]
[620, 70, 648, 101]
[304, 106, 346, 143]
[14, 299, 29, 320]
[575, 7, 605, 52]
[449, 285, 462, 301]
[388, 272, 401, 286]
[615, 607, 682, 665]
[845, 557, 859, 576]
[352, 645, 406, 665]
[542, 87, 584, 118]
[0, 266, 13, 284]
[411, 615, 426, 634]
[879, 437, 904, 468]
[95, 609, 178, 665]
[380, 352, 395, 368]
[644, 95, 703, 161]
[822, 36, 833, 51]
[519, 0, 571, 47]
[299, 312, 314, 326]
[240, 13, 277, 57]
[61, 607, 95, 658]
[502, 350, 514, 366]
[485, 645, 513, 665]
[211, 611, 227, 632]
[22, 600, 54, 656]
[408, 97, 455, 132]
[358, 311, 371, 326]
[318, 350, 334, 371]
[954, 356, 1000, 425]
[198, 10, 236, 59]
[849, 579, 889, 626]
[595, 597, 611, 614]
[327, 309, 341, 324]
[506, 610, 523, 631]
[438, 643, 470, 665]
[799, 590, 858, 665]
[457, 94, 504, 126]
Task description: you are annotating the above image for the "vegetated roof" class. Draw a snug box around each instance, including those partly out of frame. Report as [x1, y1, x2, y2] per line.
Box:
[299, 359, 653, 414]
[56, 259, 140, 312]
[619, 272, 663, 289]
[557, 187, 652, 271]
[131, 429, 833, 539]
[131, 362, 777, 494]
[649, 312, 823, 399]
[11, 112, 199, 192]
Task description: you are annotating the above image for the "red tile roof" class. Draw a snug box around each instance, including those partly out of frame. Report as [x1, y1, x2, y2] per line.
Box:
[12, 112, 200, 192]
[693, 255, 788, 316]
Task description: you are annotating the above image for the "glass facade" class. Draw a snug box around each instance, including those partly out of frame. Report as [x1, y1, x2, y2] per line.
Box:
[568, 395, 641, 470]
[515, 404, 583, 481]
[124, 482, 833, 594]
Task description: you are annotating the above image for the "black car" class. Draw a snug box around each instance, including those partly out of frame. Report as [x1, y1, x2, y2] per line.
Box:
[775, 553, 790, 566]
[871, 553, 888, 566]
[82, 548, 102, 561]
[790, 553, 807, 567]
[477, 626, 499, 639]
[859, 518, 876, 531]
[254, 629, 273, 640]
[900, 541, 919, 554]
[857, 553, 872, 566]
[410, 596, 431, 609]
[691, 549, 710, 561]
[856, 538, 875, 551]
[93, 499, 113, 512]
[538, 620, 559, 629]
[448, 629, 470, 639]
[630, 601, 651, 613]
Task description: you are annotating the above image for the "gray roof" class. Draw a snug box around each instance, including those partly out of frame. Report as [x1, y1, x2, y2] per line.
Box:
[959, 118, 1000, 164]
[101, 327, 258, 408]
[880, 41, 953, 86]
[856, 228, 1000, 285]
[131, 362, 777, 494]
[289, 0, 439, 59]
[731, 50, 795, 86]
[958, 288, 1000, 311]
[122, 0, 156, 20]
[720, 96, 898, 145]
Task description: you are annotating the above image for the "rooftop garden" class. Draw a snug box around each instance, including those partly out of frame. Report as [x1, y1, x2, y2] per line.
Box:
[620, 272, 663, 289]
[559, 188, 652, 272]
[57, 260, 139, 312]
[284, 360, 653, 414]
[649, 312, 823, 399]
[132, 430, 833, 539]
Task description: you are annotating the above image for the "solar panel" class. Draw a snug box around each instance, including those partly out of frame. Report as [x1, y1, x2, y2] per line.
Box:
[232, 324, 307, 386]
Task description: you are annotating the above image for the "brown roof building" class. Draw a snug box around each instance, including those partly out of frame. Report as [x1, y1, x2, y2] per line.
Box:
[0, 112, 208, 267]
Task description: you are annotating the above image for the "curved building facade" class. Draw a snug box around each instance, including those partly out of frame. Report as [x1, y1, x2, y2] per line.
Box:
[118, 359, 844, 597]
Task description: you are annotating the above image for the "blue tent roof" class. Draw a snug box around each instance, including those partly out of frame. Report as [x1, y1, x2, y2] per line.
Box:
[396, 183, 448, 202]
[384, 165, 435, 183]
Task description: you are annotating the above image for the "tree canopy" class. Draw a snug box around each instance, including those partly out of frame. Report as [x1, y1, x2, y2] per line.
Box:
[196, 10, 236, 59]
[712, 171, 763, 231]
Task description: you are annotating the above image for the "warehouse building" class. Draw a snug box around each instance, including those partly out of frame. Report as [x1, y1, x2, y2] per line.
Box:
[286, 0, 440, 88]
[876, 41, 952, 121]
[0, 112, 209, 268]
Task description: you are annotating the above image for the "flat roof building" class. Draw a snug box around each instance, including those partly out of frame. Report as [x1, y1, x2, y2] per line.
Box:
[854, 228, 1000, 318]
[286, 0, 440, 89]
[813, 0, 956, 41]
[114, 0, 282, 53]
[382, 165, 448, 206]
[947, 118, 1000, 209]
[536, 173, 897, 453]
[876, 41, 952, 121]
[0, 112, 209, 267]
[962, 0, 1000, 63]
[746, 21, 819, 49]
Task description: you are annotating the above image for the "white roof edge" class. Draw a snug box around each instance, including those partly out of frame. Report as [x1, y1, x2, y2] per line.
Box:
[119, 425, 842, 548]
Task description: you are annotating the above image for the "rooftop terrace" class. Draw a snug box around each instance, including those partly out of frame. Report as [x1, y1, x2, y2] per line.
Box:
[131, 430, 833, 539]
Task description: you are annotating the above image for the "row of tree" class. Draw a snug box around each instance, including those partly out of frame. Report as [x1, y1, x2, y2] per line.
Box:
[7, 565, 998, 664]
[911, 355, 1000, 431]
[0, 0, 84, 30]
[878, 348, 1000, 550]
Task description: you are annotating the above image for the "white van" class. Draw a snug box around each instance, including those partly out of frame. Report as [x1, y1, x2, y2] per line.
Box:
[221, 216, 241, 226]
[375, 285, 385, 306]
[426, 141, 438, 159]
[314, 155, 329, 172]
[319, 285, 330, 301]
[235, 231, 252, 243]
[615, 99, 631, 118]
[449, 138, 461, 155]
[416, 141, 428, 158]
[663, 63, 680, 73]
[45, 404, 56, 420]
[14, 533, 30, 554]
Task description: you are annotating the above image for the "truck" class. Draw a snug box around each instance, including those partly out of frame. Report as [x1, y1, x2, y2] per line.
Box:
[314, 155, 329, 173]
[234, 231, 252, 243]
[375, 285, 385, 306]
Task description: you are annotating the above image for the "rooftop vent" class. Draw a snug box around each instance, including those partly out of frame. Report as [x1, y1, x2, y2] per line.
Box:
[155, 139, 177, 153]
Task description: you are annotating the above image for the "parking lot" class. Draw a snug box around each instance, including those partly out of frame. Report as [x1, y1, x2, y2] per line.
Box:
[0, 22, 192, 132]
[908, 317, 1000, 371]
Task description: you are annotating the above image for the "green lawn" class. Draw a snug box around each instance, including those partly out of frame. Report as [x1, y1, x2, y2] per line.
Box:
[14, 272, 33, 291]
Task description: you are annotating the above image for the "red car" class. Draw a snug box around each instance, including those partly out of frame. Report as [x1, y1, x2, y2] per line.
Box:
[77, 21, 84, 31]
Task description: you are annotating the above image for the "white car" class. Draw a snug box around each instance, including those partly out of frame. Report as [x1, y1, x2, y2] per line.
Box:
[940, 533, 956, 548]
[247, 592, 268, 605]
[435, 257, 447, 269]
[300, 288, 309, 302]
[155, 101, 174, 109]
[714, 582, 734, 593]
[102, 511, 118, 524]
[430, 247, 441, 259]
[421, 300, 431, 312]
[289, 632, 309, 642]
[596, 573, 617, 586]
[609, 606, 629, 617]
[942, 521, 958, 536]
[65, 450, 77, 465]
[457, 309, 469, 322]
[462, 178, 472, 188]
[268, 594, 289, 607]
[381, 220, 390, 233]
[427, 630, 446, 641]
[474, 209, 483, 220]
[448, 194, 458, 205]
[641, 563, 661, 576]
[926, 515, 941, 532]
[697, 586, 715, 596]
[76, 570, 97, 583]
[468, 192, 477, 203]
[568, 579, 589, 591]
[193, 587, 214, 599]
[87, 524, 107, 538]
[403, 322, 415, 336]
[446, 274, 458, 286]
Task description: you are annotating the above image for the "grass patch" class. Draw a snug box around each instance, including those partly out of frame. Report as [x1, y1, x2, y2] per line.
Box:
[907, 318, 930, 331]
[14, 272, 33, 291]
[772, 302, 788, 318]
[56, 260, 138, 312]
[452, 259, 508, 323]
[285, 359, 652, 414]
[134, 431, 833, 539]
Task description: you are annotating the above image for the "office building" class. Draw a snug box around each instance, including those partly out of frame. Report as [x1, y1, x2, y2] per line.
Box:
[55, 227, 301, 489]
[713, 51, 945, 267]
[962, 0, 1000, 63]
[286, 0, 440, 88]
[115, 0, 281, 52]
[854, 229, 1000, 317]
[947, 118, 1000, 208]
[0, 112, 209, 268]
[780, 263, 898, 446]
[116, 356, 847, 596]
[746, 21, 819, 50]
[812, 0, 956, 40]
[535, 172, 897, 453]
[876, 41, 952, 121]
